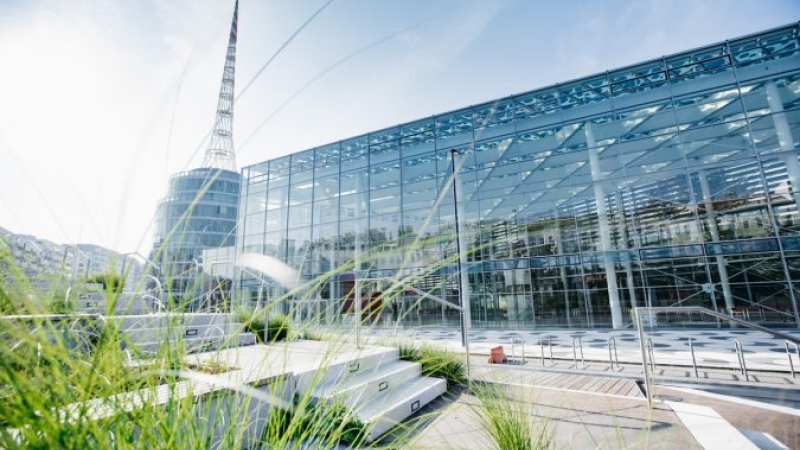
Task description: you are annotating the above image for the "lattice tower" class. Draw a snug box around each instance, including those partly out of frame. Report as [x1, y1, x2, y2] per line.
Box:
[202, 0, 239, 171]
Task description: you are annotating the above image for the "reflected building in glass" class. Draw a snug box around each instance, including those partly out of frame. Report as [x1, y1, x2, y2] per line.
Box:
[239, 24, 800, 329]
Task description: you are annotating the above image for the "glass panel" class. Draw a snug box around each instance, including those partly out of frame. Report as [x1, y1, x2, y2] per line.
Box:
[315, 143, 340, 177]
[369, 186, 401, 216]
[313, 175, 339, 203]
[369, 128, 400, 164]
[402, 153, 438, 182]
[289, 180, 314, 205]
[559, 76, 610, 109]
[244, 181, 267, 214]
[268, 155, 291, 186]
[689, 161, 772, 243]
[609, 60, 667, 97]
[369, 161, 401, 190]
[402, 179, 438, 210]
[340, 136, 369, 171]
[730, 27, 800, 67]
[666, 44, 731, 82]
[435, 108, 474, 142]
[514, 88, 559, 122]
[339, 170, 368, 196]
[288, 203, 312, 227]
[313, 197, 339, 225]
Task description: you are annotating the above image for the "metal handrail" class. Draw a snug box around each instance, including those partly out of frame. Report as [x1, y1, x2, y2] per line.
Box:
[636, 306, 800, 408]
[734, 339, 750, 382]
[786, 341, 798, 379]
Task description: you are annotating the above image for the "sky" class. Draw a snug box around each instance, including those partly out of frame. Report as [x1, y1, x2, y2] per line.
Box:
[0, 0, 798, 255]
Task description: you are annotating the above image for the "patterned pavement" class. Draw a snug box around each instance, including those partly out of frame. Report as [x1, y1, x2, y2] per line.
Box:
[346, 324, 800, 373]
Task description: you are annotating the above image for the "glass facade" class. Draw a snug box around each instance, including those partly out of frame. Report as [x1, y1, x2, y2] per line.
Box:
[151, 167, 241, 306]
[239, 24, 800, 329]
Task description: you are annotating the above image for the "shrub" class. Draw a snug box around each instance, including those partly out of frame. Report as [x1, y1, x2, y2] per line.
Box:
[236, 308, 266, 342]
[266, 315, 289, 342]
[398, 343, 466, 389]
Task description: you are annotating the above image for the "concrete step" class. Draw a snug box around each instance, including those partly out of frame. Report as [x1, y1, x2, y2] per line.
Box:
[294, 348, 399, 395]
[355, 376, 447, 443]
[667, 401, 759, 449]
[121, 323, 246, 344]
[115, 313, 239, 330]
[309, 359, 422, 408]
[739, 429, 790, 450]
[128, 332, 257, 355]
[657, 379, 800, 409]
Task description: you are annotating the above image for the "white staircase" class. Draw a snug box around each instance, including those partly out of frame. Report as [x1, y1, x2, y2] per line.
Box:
[294, 347, 447, 443]
[112, 313, 257, 356]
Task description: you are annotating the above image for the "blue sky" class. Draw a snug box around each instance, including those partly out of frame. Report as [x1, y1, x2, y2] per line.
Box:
[0, 0, 798, 254]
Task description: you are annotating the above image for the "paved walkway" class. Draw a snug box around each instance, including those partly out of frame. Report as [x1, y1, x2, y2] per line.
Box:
[401, 383, 703, 449]
[397, 356, 799, 449]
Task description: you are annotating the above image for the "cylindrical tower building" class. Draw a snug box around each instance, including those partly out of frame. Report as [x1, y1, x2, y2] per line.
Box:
[151, 168, 240, 306]
[148, 0, 241, 309]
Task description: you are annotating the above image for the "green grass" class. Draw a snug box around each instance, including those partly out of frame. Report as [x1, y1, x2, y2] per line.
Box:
[398, 342, 466, 389]
[236, 309, 291, 343]
[472, 382, 553, 450]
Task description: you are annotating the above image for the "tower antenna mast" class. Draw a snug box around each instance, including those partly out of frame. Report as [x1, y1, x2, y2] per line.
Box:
[202, 0, 239, 171]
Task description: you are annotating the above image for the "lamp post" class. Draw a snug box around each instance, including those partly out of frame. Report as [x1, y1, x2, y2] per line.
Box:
[451, 148, 472, 380]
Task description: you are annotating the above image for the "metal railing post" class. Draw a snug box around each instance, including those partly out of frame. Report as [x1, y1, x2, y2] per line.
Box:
[734, 339, 749, 382]
[633, 306, 800, 409]
[786, 341, 798, 379]
[646, 338, 656, 373]
[689, 338, 699, 378]
[540, 337, 552, 367]
[636, 309, 653, 409]
[572, 336, 585, 369]
[608, 337, 620, 371]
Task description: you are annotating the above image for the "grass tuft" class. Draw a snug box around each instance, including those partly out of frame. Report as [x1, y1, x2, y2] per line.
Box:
[398, 342, 466, 389]
[472, 383, 552, 450]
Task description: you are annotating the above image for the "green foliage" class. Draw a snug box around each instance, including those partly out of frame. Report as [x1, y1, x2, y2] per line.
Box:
[236, 308, 265, 342]
[297, 330, 325, 341]
[86, 273, 125, 294]
[0, 283, 16, 315]
[295, 401, 369, 446]
[49, 295, 74, 314]
[473, 383, 552, 450]
[236, 309, 290, 343]
[398, 343, 466, 389]
[266, 315, 290, 342]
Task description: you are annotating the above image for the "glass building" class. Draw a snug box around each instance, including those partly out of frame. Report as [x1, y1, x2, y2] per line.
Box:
[151, 167, 241, 307]
[238, 23, 800, 329]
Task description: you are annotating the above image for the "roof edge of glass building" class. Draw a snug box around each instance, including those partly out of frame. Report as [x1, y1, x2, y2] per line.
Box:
[244, 22, 799, 167]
